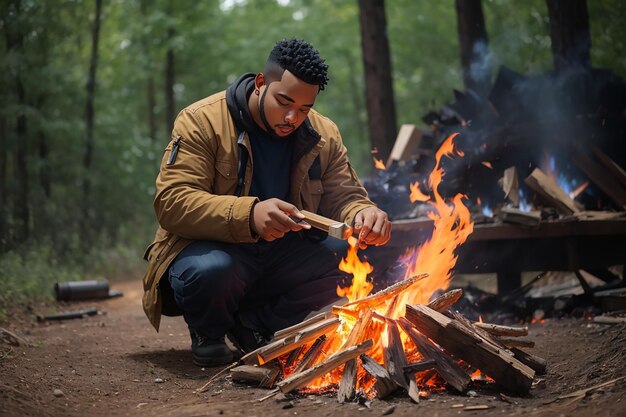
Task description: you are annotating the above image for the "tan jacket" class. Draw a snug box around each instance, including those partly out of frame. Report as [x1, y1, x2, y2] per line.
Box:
[142, 88, 376, 331]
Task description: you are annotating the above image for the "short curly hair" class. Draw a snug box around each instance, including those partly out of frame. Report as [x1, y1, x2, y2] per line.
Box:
[266, 38, 329, 90]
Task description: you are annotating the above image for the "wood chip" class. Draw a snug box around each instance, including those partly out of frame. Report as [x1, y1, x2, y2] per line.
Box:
[464, 405, 491, 411]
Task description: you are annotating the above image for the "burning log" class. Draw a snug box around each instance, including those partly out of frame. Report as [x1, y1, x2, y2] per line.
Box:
[524, 167, 579, 215]
[292, 335, 328, 374]
[382, 319, 410, 390]
[572, 150, 626, 209]
[277, 339, 374, 393]
[473, 322, 529, 337]
[337, 309, 374, 402]
[242, 317, 340, 365]
[398, 317, 471, 393]
[230, 364, 281, 388]
[360, 354, 399, 399]
[343, 273, 429, 309]
[386, 124, 422, 168]
[337, 359, 358, 403]
[426, 288, 464, 312]
[405, 304, 535, 394]
[403, 358, 436, 374]
[500, 206, 541, 227]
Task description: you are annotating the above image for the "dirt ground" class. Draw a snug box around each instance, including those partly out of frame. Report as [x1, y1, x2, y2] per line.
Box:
[1, 277, 625, 417]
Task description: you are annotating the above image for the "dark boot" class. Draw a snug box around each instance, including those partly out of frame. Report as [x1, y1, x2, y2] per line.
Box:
[226, 315, 271, 354]
[190, 330, 233, 367]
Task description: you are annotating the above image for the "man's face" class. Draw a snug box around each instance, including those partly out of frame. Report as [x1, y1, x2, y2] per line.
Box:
[254, 70, 319, 137]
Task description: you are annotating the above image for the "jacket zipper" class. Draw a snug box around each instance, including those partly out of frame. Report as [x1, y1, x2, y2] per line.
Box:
[167, 136, 181, 165]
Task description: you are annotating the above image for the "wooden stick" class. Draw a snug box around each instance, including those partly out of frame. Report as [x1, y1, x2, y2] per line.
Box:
[398, 317, 471, 393]
[360, 354, 399, 399]
[592, 145, 626, 188]
[273, 311, 335, 339]
[195, 362, 239, 393]
[573, 151, 626, 208]
[242, 317, 339, 365]
[257, 388, 280, 402]
[473, 322, 529, 337]
[331, 305, 359, 320]
[557, 375, 626, 401]
[277, 339, 374, 393]
[405, 305, 534, 394]
[426, 288, 464, 313]
[343, 273, 429, 309]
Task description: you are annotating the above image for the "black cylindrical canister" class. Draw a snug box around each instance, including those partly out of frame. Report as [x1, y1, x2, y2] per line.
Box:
[54, 280, 110, 301]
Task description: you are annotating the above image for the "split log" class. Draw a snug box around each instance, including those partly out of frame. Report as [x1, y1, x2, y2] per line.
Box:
[230, 364, 281, 388]
[403, 358, 436, 374]
[386, 124, 422, 168]
[382, 319, 410, 390]
[277, 339, 373, 393]
[242, 317, 340, 365]
[405, 304, 535, 394]
[398, 317, 471, 393]
[427, 288, 464, 313]
[292, 335, 328, 374]
[510, 348, 547, 375]
[524, 167, 579, 215]
[473, 322, 529, 337]
[285, 345, 305, 368]
[273, 311, 335, 339]
[360, 354, 399, 399]
[592, 145, 626, 188]
[449, 311, 511, 355]
[337, 309, 373, 402]
[343, 273, 429, 309]
[337, 358, 357, 403]
[573, 151, 626, 209]
[497, 338, 535, 349]
[500, 207, 541, 227]
[498, 166, 519, 206]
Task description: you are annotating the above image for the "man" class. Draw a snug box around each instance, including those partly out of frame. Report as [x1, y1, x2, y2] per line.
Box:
[142, 38, 391, 367]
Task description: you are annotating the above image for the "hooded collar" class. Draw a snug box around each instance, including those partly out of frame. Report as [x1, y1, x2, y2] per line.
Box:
[225, 73, 321, 146]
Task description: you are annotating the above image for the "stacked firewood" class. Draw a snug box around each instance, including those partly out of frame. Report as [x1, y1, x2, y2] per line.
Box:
[223, 285, 547, 402]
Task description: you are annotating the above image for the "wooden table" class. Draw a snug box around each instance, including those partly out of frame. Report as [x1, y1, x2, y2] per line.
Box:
[387, 217, 626, 295]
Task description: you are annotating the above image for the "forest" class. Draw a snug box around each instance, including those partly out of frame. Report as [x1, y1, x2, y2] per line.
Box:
[1, 0, 624, 314]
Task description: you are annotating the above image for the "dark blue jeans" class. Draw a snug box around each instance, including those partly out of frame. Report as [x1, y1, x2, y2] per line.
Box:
[167, 232, 348, 339]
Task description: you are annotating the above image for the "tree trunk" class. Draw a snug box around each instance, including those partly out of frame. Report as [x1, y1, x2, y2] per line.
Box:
[164, 1, 176, 133]
[0, 114, 6, 249]
[82, 0, 103, 243]
[4, 0, 30, 243]
[357, 0, 397, 162]
[455, 0, 490, 95]
[546, 0, 591, 72]
[37, 95, 51, 199]
[140, 0, 158, 141]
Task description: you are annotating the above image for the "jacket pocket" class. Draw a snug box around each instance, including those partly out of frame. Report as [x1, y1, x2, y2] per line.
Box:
[214, 159, 237, 194]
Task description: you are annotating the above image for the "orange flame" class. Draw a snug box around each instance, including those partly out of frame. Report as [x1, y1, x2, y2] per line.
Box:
[300, 133, 474, 392]
[481, 161, 493, 169]
[409, 181, 430, 202]
[337, 237, 374, 302]
[373, 157, 386, 170]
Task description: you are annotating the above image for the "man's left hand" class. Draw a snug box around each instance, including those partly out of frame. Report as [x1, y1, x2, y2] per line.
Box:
[353, 206, 391, 248]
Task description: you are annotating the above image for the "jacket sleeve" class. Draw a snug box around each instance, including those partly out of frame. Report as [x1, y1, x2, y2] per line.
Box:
[318, 124, 377, 226]
[153, 108, 259, 243]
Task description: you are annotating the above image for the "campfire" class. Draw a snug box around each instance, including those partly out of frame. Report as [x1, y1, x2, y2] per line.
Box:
[198, 133, 547, 403]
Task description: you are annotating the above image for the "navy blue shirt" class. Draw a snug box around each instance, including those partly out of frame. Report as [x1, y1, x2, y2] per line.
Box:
[248, 124, 293, 202]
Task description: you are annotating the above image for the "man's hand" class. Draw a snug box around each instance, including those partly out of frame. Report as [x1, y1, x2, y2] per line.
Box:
[251, 198, 311, 241]
[353, 206, 392, 248]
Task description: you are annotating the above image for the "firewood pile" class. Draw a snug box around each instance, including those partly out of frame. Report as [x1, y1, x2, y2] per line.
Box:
[212, 286, 547, 403]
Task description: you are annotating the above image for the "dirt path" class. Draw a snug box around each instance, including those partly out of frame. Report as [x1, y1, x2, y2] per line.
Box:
[1, 278, 625, 417]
